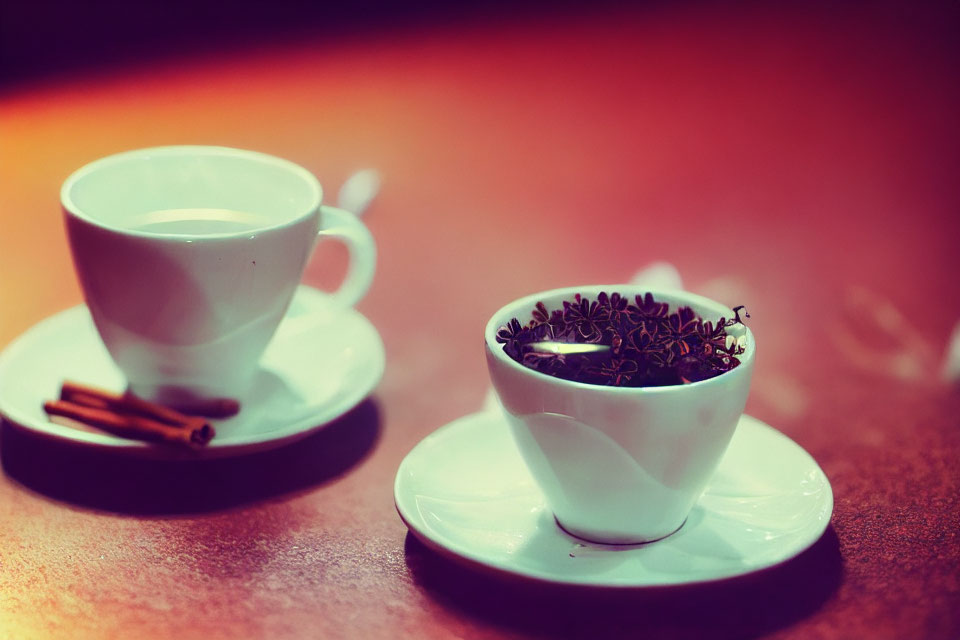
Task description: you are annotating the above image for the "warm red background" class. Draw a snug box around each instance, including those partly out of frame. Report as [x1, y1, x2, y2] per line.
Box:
[1, 1, 958, 638]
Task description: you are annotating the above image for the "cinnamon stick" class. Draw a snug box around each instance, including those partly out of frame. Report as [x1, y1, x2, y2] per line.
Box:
[61, 381, 202, 428]
[60, 380, 239, 422]
[185, 397, 241, 419]
[44, 400, 214, 447]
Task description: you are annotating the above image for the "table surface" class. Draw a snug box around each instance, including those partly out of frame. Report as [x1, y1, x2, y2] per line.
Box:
[1, 2, 958, 638]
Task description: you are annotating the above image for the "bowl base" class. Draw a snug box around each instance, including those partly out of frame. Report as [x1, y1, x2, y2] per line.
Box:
[554, 515, 687, 546]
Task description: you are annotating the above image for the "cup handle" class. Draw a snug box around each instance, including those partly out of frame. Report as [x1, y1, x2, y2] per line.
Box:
[316, 205, 376, 308]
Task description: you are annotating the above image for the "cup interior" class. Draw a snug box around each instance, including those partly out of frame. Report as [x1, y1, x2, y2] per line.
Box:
[61, 146, 321, 234]
[485, 285, 754, 390]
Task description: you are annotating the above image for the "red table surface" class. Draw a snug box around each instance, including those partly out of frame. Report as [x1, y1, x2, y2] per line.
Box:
[1, 2, 958, 638]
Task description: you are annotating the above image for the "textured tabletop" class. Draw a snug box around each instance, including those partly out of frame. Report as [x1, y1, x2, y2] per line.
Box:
[1, 1, 958, 638]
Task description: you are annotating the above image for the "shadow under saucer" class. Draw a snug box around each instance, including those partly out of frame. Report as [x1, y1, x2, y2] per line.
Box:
[0, 398, 381, 515]
[404, 525, 843, 640]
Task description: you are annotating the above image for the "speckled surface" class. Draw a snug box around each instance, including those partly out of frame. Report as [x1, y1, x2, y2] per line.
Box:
[1, 1, 958, 638]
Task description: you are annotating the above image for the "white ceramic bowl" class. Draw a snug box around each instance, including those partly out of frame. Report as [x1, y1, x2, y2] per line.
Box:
[485, 285, 755, 544]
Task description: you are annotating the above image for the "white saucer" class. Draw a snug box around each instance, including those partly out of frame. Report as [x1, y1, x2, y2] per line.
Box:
[395, 411, 833, 587]
[0, 285, 385, 458]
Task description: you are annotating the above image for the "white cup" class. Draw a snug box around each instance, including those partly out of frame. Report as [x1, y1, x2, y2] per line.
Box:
[62, 145, 376, 408]
[485, 285, 755, 544]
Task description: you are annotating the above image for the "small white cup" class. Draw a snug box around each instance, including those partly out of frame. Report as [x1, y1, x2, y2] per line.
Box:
[485, 285, 755, 544]
[62, 145, 376, 408]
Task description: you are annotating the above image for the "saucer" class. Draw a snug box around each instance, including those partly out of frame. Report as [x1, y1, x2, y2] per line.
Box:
[395, 411, 833, 587]
[0, 285, 385, 458]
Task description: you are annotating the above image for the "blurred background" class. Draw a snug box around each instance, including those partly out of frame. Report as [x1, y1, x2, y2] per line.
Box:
[1, 0, 636, 86]
[3, 0, 957, 380]
[1, 1, 959, 638]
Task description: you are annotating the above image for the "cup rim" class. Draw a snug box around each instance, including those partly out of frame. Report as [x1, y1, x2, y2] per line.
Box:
[60, 145, 323, 241]
[484, 284, 755, 394]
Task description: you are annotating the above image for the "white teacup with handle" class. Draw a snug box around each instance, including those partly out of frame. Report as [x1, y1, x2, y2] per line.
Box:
[62, 145, 376, 410]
